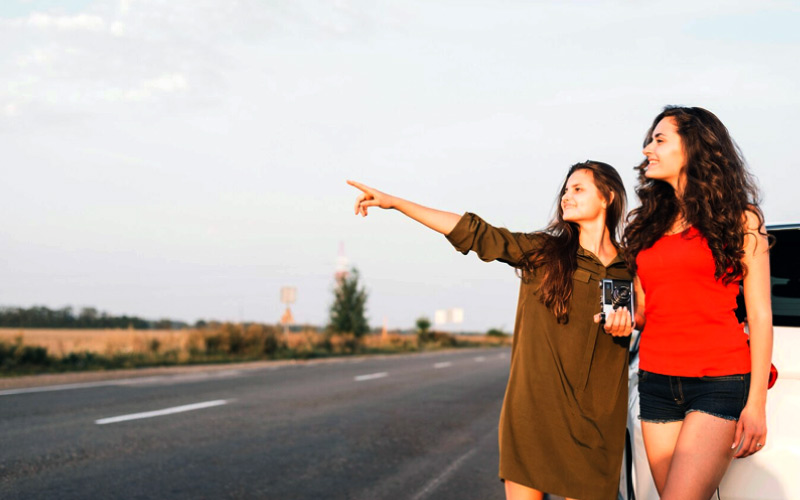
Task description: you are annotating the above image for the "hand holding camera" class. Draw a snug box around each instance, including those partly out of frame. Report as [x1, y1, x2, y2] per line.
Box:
[595, 279, 635, 337]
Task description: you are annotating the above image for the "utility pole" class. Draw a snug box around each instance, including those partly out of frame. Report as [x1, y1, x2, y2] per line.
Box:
[280, 286, 296, 335]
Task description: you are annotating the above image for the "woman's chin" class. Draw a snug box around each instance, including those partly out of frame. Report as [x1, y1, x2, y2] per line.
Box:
[643, 169, 662, 180]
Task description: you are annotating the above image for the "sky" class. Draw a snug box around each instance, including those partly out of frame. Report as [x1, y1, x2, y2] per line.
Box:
[2, 0, 799, 332]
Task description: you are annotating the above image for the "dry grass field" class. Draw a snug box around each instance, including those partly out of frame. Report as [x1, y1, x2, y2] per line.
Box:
[0, 328, 192, 356]
[0, 327, 509, 357]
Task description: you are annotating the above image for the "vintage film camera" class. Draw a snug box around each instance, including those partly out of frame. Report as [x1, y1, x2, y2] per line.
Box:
[599, 279, 635, 323]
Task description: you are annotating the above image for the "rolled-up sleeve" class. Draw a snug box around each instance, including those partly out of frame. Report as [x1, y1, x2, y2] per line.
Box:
[444, 212, 543, 266]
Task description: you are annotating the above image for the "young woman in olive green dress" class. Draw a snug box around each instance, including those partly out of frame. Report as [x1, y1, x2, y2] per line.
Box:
[348, 160, 633, 500]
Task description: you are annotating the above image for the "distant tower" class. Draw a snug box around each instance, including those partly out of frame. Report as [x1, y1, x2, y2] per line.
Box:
[335, 241, 349, 282]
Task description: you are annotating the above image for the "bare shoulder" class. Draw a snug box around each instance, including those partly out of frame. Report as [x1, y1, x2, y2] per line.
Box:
[743, 208, 765, 234]
[742, 208, 769, 255]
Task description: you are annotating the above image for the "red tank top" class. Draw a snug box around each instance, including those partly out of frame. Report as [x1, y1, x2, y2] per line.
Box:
[636, 227, 751, 376]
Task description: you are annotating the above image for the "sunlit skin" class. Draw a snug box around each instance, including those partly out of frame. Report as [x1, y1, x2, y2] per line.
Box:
[642, 116, 692, 235]
[635, 117, 773, 499]
[348, 173, 631, 500]
[642, 117, 686, 195]
[561, 168, 610, 237]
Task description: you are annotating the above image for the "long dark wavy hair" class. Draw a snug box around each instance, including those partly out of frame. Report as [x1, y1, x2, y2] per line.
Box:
[623, 106, 765, 283]
[518, 161, 627, 324]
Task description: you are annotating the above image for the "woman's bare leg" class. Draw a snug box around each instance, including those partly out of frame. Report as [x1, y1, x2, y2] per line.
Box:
[642, 420, 682, 495]
[505, 480, 545, 500]
[660, 411, 736, 500]
[504, 480, 582, 500]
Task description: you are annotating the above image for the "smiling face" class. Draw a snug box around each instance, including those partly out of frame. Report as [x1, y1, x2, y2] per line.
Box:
[560, 168, 609, 224]
[642, 117, 686, 190]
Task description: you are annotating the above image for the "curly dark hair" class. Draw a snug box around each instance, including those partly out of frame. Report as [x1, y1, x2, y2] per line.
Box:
[623, 106, 765, 283]
[519, 161, 627, 323]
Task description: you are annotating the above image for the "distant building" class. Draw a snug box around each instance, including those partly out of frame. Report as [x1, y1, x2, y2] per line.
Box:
[435, 307, 464, 329]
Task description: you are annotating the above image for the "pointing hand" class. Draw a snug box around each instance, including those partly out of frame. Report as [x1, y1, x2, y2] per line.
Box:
[347, 180, 395, 217]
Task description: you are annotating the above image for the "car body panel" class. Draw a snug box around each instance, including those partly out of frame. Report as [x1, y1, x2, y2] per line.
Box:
[720, 325, 800, 500]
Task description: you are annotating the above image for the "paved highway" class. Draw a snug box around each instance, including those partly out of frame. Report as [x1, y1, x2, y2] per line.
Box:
[1, 348, 514, 499]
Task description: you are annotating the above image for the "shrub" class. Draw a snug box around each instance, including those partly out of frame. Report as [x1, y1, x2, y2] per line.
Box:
[0, 340, 53, 373]
[418, 330, 458, 348]
[486, 328, 509, 338]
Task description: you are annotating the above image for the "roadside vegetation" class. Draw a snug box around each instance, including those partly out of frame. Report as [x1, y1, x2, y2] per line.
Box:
[0, 267, 510, 376]
[0, 325, 509, 376]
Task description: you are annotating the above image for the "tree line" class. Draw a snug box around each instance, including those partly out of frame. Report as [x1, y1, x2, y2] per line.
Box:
[0, 306, 187, 330]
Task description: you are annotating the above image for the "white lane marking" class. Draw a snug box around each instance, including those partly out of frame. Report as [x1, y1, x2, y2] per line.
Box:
[354, 372, 388, 382]
[116, 371, 242, 386]
[474, 356, 486, 362]
[95, 399, 229, 425]
[411, 447, 479, 500]
[434, 362, 452, 369]
[0, 371, 242, 397]
[1, 380, 122, 396]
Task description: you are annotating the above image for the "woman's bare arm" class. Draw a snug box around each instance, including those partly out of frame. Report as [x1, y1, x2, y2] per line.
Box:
[733, 210, 773, 458]
[347, 180, 460, 235]
[633, 276, 646, 330]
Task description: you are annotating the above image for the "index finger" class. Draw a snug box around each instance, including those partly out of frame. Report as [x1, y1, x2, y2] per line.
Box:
[346, 179, 372, 194]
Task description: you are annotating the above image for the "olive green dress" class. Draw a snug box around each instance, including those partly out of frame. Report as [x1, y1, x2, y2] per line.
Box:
[446, 213, 631, 500]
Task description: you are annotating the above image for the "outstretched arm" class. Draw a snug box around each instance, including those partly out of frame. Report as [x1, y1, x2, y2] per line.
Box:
[347, 180, 460, 235]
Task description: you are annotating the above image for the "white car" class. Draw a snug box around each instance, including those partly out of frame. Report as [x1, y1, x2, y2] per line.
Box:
[620, 224, 800, 500]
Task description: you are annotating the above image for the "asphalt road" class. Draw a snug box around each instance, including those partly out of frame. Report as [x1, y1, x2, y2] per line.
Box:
[1, 348, 514, 500]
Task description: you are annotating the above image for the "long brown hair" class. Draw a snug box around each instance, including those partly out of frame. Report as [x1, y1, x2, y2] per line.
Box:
[623, 106, 765, 283]
[519, 161, 627, 324]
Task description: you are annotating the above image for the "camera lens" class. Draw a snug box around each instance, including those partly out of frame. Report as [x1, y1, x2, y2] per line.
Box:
[611, 285, 630, 308]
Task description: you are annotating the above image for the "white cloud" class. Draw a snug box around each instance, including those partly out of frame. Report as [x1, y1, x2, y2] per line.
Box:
[143, 73, 188, 92]
[110, 21, 125, 36]
[103, 73, 189, 102]
[15, 47, 54, 67]
[27, 13, 106, 32]
[121, 88, 149, 102]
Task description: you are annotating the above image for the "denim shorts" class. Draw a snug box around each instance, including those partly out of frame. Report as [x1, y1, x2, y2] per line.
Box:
[638, 369, 750, 423]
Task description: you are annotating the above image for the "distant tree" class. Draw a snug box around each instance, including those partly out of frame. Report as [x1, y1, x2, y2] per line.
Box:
[79, 307, 98, 322]
[0, 305, 167, 329]
[416, 316, 433, 344]
[328, 268, 369, 338]
[154, 319, 173, 330]
[416, 317, 431, 334]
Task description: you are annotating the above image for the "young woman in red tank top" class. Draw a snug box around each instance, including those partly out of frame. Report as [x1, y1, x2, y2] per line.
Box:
[624, 106, 773, 500]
